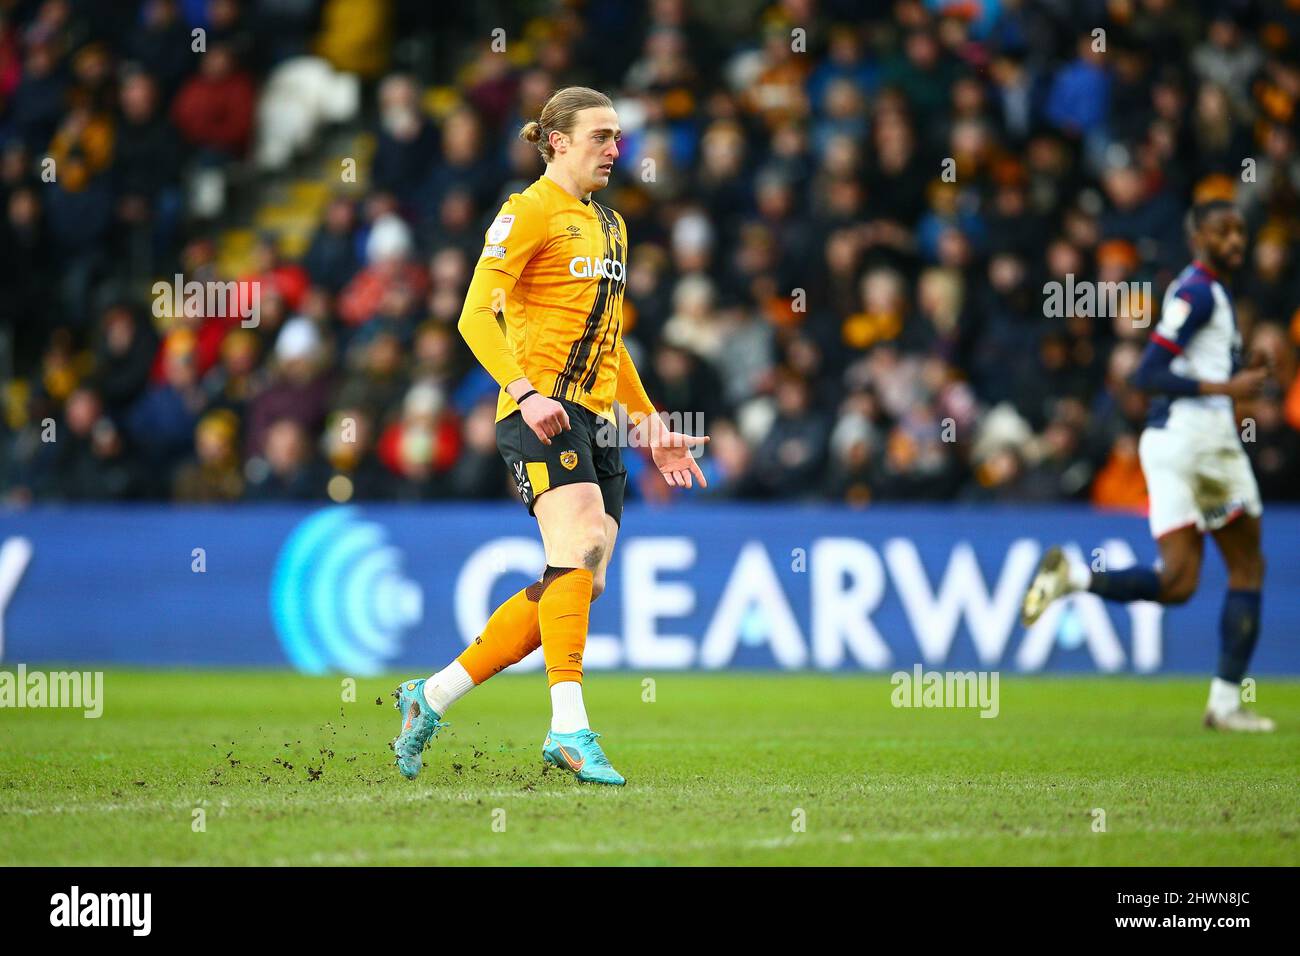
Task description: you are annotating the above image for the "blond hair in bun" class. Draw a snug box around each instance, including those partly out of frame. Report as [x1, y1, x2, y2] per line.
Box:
[519, 87, 613, 162]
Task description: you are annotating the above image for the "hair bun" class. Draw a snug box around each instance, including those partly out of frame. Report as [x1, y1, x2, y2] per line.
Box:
[522, 88, 612, 162]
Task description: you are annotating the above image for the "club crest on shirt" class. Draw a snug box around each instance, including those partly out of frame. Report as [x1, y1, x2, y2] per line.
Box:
[487, 214, 515, 244]
[560, 451, 578, 470]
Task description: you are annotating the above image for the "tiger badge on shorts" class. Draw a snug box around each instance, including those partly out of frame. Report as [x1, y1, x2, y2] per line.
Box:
[560, 450, 578, 470]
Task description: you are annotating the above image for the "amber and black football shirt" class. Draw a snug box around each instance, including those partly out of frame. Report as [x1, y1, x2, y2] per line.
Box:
[470, 175, 634, 423]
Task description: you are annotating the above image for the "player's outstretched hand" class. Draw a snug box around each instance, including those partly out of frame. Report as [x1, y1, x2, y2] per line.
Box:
[651, 430, 710, 489]
[520, 393, 571, 445]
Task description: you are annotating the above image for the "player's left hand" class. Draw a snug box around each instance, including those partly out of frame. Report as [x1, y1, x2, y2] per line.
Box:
[650, 431, 709, 489]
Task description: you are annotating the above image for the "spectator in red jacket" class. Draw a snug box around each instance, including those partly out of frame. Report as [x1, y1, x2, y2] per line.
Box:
[376, 381, 462, 495]
[244, 234, 310, 313]
[170, 44, 255, 157]
[337, 212, 428, 327]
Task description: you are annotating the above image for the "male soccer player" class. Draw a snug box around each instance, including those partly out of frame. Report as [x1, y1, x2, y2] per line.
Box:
[391, 87, 709, 784]
[1021, 200, 1273, 731]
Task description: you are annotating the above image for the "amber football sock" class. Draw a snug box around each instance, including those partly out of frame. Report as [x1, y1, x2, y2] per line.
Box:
[456, 586, 542, 685]
[538, 566, 593, 686]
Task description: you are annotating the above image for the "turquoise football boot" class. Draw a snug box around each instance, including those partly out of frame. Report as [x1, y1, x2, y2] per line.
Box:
[392, 678, 447, 780]
[542, 729, 626, 786]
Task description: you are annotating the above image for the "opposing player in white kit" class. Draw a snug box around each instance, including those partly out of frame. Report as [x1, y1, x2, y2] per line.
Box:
[1022, 200, 1274, 731]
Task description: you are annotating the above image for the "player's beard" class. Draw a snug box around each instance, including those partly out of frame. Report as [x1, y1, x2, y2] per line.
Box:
[1209, 252, 1241, 276]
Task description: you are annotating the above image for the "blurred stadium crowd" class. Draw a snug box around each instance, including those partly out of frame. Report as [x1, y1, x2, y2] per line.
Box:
[2, 0, 1299, 508]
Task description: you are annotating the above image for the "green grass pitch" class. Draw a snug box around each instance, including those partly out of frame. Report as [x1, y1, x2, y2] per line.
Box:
[1, 671, 1297, 866]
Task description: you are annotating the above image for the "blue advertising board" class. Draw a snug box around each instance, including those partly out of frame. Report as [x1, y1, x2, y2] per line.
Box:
[1, 504, 1297, 673]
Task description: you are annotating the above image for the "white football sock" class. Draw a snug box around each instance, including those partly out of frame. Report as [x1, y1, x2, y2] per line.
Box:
[422, 661, 474, 716]
[550, 681, 589, 734]
[1067, 558, 1091, 592]
[1207, 677, 1241, 717]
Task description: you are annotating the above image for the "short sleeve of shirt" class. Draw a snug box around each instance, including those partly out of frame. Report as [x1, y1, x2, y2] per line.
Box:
[477, 191, 547, 280]
[1154, 281, 1214, 352]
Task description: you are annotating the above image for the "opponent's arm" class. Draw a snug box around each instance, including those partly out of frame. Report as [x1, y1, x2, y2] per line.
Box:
[1130, 340, 1265, 398]
[1130, 285, 1265, 399]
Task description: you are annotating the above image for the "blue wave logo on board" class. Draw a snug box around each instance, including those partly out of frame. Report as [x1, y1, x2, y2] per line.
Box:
[270, 507, 423, 674]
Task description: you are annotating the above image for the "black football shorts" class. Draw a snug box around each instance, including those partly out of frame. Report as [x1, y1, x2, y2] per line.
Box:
[496, 398, 627, 525]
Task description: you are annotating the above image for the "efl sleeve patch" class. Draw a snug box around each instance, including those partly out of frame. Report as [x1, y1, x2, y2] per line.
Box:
[486, 214, 515, 244]
[477, 196, 545, 279]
